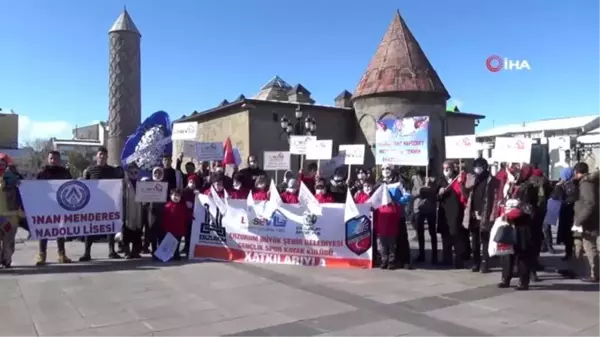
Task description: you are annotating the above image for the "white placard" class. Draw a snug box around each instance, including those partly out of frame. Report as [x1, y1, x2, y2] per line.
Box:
[306, 139, 333, 160]
[155, 232, 179, 262]
[171, 122, 198, 140]
[196, 142, 224, 161]
[289, 135, 317, 155]
[18, 180, 123, 240]
[183, 141, 197, 157]
[135, 181, 168, 203]
[263, 151, 291, 171]
[338, 144, 365, 165]
[494, 137, 532, 163]
[445, 135, 478, 159]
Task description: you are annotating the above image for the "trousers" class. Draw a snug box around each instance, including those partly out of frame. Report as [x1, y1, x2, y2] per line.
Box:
[470, 228, 490, 267]
[571, 233, 599, 279]
[39, 238, 66, 254]
[84, 234, 117, 255]
[395, 217, 411, 264]
[415, 212, 437, 261]
[377, 236, 397, 264]
[0, 219, 18, 264]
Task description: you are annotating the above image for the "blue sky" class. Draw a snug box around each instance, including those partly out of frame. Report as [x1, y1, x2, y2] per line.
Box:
[0, 0, 598, 143]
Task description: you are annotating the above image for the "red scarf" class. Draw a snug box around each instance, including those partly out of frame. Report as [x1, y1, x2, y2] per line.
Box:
[449, 173, 467, 206]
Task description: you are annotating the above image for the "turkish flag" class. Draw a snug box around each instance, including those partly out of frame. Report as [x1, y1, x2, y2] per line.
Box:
[222, 137, 235, 165]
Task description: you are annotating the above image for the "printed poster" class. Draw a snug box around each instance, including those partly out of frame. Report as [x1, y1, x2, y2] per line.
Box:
[445, 135, 478, 159]
[263, 151, 291, 171]
[375, 117, 429, 166]
[338, 144, 365, 165]
[18, 180, 123, 240]
[171, 122, 198, 140]
[289, 136, 316, 155]
[493, 137, 532, 163]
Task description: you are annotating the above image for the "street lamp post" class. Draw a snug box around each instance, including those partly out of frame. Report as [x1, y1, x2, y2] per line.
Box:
[279, 104, 317, 170]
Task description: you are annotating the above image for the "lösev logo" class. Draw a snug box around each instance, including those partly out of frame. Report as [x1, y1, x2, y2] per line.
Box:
[486, 55, 531, 72]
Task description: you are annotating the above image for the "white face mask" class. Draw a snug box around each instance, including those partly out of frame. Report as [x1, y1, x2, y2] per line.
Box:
[214, 184, 224, 192]
[171, 196, 181, 203]
[187, 182, 195, 189]
[357, 173, 366, 180]
[286, 187, 297, 193]
[382, 169, 391, 178]
[363, 186, 372, 194]
[215, 167, 224, 173]
[474, 167, 484, 175]
[256, 184, 266, 190]
[315, 188, 325, 195]
[233, 182, 241, 190]
[443, 170, 453, 178]
[249, 161, 257, 168]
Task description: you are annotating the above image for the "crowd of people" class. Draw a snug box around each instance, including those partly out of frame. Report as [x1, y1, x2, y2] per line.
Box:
[0, 148, 598, 291]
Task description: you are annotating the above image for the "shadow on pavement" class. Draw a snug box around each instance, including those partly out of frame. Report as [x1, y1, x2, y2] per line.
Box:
[0, 258, 212, 276]
[531, 282, 600, 292]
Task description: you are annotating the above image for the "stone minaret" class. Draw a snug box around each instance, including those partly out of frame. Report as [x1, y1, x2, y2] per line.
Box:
[108, 8, 141, 166]
[352, 10, 450, 171]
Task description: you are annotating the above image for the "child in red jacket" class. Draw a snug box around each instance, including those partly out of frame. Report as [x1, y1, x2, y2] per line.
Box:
[230, 172, 250, 199]
[298, 163, 318, 193]
[252, 175, 270, 201]
[354, 177, 376, 204]
[280, 178, 299, 204]
[160, 189, 189, 261]
[373, 194, 403, 270]
[314, 178, 335, 203]
[203, 173, 227, 199]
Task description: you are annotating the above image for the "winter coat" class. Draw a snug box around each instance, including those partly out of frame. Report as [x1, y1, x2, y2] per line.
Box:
[252, 189, 269, 201]
[299, 172, 316, 193]
[37, 165, 72, 180]
[229, 187, 250, 200]
[329, 185, 347, 203]
[437, 177, 465, 236]
[461, 172, 500, 231]
[574, 171, 599, 235]
[162, 201, 189, 237]
[123, 179, 143, 231]
[182, 188, 197, 213]
[374, 202, 402, 237]
[237, 167, 267, 190]
[411, 175, 437, 214]
[280, 191, 299, 204]
[315, 193, 334, 204]
[354, 191, 371, 204]
[552, 181, 577, 244]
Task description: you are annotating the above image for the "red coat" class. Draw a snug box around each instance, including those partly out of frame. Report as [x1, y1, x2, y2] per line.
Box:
[299, 172, 316, 192]
[229, 187, 250, 200]
[252, 189, 269, 201]
[315, 193, 334, 203]
[280, 191, 299, 204]
[203, 188, 225, 199]
[354, 191, 370, 204]
[162, 201, 189, 237]
[182, 188, 196, 214]
[374, 202, 402, 237]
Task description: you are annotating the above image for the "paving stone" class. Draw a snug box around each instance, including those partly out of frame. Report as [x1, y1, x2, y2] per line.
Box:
[321, 319, 420, 336]
[401, 328, 445, 336]
[277, 302, 356, 321]
[234, 321, 322, 336]
[299, 309, 386, 333]
[453, 309, 539, 333]
[426, 302, 498, 322]
[498, 319, 580, 336]
[394, 296, 461, 313]
[60, 320, 152, 336]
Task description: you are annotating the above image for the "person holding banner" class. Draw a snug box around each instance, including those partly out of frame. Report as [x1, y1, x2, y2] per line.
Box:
[122, 163, 143, 259]
[0, 153, 21, 268]
[314, 178, 335, 203]
[350, 167, 370, 197]
[252, 175, 270, 201]
[229, 173, 250, 199]
[237, 155, 266, 190]
[160, 189, 188, 261]
[203, 173, 227, 198]
[328, 170, 348, 203]
[35, 151, 73, 266]
[461, 158, 500, 273]
[373, 189, 403, 270]
[299, 163, 319, 193]
[411, 168, 439, 264]
[80, 147, 122, 261]
[354, 177, 376, 204]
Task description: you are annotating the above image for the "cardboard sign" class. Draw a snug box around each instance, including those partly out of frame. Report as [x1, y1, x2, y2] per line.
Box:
[338, 144, 365, 165]
[306, 139, 333, 160]
[263, 151, 291, 171]
[135, 181, 168, 203]
[182, 141, 197, 157]
[494, 137, 532, 163]
[171, 122, 198, 140]
[196, 142, 224, 161]
[289, 135, 317, 155]
[445, 135, 477, 159]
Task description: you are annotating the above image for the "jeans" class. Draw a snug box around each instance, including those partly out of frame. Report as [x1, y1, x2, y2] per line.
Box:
[377, 236, 397, 265]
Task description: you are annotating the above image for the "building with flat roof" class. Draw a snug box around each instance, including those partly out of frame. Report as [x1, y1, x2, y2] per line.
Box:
[52, 122, 108, 162]
[0, 110, 19, 149]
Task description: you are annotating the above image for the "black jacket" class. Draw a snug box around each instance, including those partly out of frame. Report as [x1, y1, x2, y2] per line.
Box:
[37, 165, 72, 180]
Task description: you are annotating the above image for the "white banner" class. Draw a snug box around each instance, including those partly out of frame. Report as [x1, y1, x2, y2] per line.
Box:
[289, 135, 316, 155]
[135, 181, 168, 203]
[171, 122, 198, 140]
[263, 151, 291, 171]
[494, 137, 532, 163]
[306, 139, 333, 160]
[19, 180, 123, 240]
[196, 142, 224, 161]
[189, 195, 373, 269]
[338, 144, 365, 165]
[445, 135, 478, 159]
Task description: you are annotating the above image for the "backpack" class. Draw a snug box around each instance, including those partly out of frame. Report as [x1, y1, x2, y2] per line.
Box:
[562, 181, 578, 205]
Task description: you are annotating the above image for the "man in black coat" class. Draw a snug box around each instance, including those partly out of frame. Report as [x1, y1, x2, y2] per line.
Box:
[79, 147, 121, 261]
[437, 160, 467, 268]
[36, 151, 73, 265]
[237, 155, 266, 190]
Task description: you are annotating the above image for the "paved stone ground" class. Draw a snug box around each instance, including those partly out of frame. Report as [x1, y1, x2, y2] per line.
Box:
[1, 228, 598, 336]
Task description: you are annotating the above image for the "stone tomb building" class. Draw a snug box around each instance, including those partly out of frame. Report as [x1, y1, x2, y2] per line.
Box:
[174, 11, 484, 174]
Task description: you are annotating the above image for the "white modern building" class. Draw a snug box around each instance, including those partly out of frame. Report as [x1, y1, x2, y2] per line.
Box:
[51, 122, 108, 162]
[476, 115, 600, 179]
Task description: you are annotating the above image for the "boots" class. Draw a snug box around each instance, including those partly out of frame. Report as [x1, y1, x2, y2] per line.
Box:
[57, 252, 72, 264]
[36, 252, 46, 266]
[543, 226, 556, 254]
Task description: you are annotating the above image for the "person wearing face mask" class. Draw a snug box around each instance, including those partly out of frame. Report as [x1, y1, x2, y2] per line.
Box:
[354, 177, 376, 204]
[461, 157, 500, 273]
[252, 175, 270, 201]
[160, 189, 189, 261]
[280, 178, 299, 204]
[145, 166, 168, 258]
[437, 160, 468, 268]
[237, 156, 267, 190]
[229, 173, 250, 199]
[379, 164, 399, 184]
[299, 163, 319, 193]
[350, 168, 369, 196]
[328, 169, 348, 203]
[176, 153, 203, 188]
[314, 179, 335, 203]
[121, 163, 143, 259]
[411, 167, 439, 264]
[203, 173, 227, 199]
[181, 176, 199, 258]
